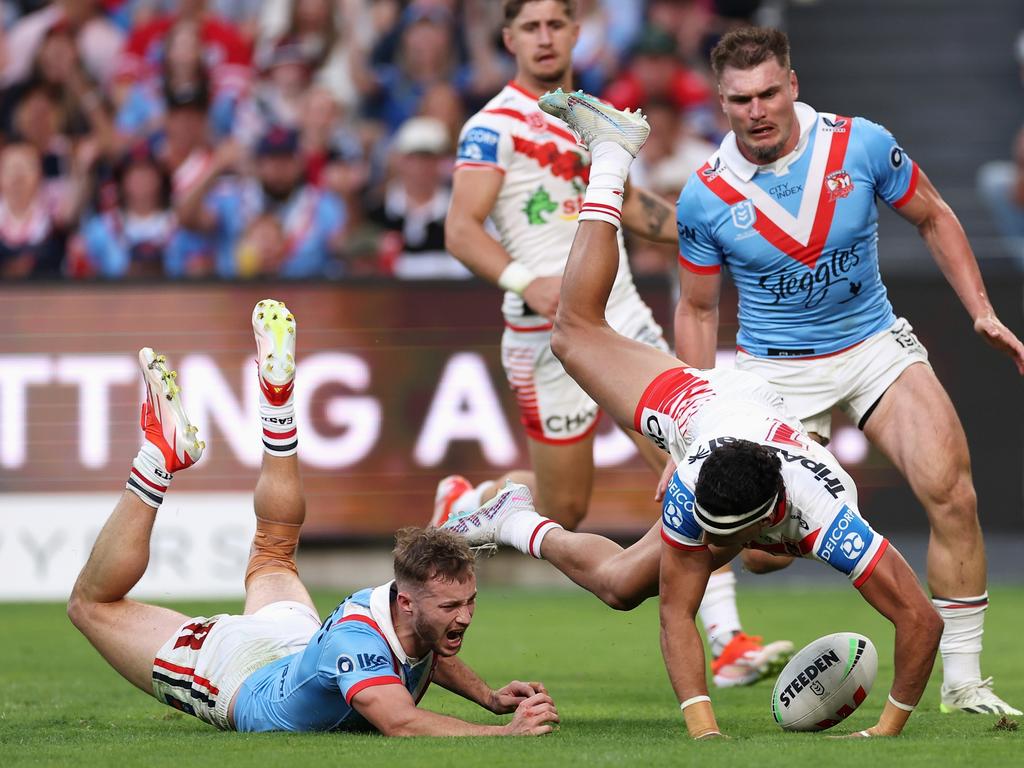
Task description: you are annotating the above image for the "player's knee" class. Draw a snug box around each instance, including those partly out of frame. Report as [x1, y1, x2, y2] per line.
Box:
[245, 517, 301, 585]
[927, 473, 979, 533]
[546, 497, 588, 531]
[604, 588, 644, 612]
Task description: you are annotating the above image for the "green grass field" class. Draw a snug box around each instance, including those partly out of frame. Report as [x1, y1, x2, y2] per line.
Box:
[2, 586, 1021, 767]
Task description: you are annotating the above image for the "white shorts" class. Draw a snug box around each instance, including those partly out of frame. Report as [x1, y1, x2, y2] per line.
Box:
[151, 600, 321, 730]
[501, 297, 669, 443]
[735, 317, 930, 440]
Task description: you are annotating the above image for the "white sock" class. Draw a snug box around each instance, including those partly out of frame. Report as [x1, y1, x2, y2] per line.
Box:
[578, 142, 632, 229]
[126, 441, 172, 508]
[452, 482, 493, 517]
[699, 570, 742, 657]
[259, 399, 297, 456]
[933, 593, 987, 689]
[500, 507, 562, 559]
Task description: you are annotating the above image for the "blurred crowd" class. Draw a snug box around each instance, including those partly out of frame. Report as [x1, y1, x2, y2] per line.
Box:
[0, 0, 772, 281]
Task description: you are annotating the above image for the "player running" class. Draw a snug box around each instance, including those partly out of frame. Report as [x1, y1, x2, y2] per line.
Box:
[673, 27, 1023, 715]
[439, 90, 943, 739]
[439, 0, 790, 687]
[67, 300, 558, 736]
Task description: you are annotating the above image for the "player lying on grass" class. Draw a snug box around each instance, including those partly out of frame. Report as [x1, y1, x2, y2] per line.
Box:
[436, 92, 943, 739]
[67, 300, 558, 736]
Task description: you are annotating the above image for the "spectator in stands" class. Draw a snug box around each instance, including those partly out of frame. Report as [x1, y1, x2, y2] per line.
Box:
[370, 116, 469, 279]
[175, 126, 346, 278]
[977, 125, 1024, 265]
[73, 144, 176, 279]
[602, 25, 713, 135]
[117, 19, 237, 144]
[0, 140, 93, 278]
[233, 37, 315, 150]
[256, 0, 374, 113]
[115, 0, 251, 99]
[1, 0, 123, 91]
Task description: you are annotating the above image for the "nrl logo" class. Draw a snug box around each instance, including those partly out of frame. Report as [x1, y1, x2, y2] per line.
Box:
[824, 169, 854, 201]
[821, 116, 848, 133]
[730, 200, 756, 229]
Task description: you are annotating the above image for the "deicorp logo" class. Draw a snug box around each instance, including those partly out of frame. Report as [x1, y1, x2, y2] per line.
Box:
[818, 506, 873, 574]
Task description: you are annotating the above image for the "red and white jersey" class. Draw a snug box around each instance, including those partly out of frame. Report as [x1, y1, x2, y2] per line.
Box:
[455, 81, 643, 325]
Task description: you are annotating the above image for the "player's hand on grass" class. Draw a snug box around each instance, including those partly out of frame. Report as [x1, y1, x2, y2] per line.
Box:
[654, 456, 677, 502]
[522, 276, 561, 320]
[828, 724, 896, 739]
[488, 680, 547, 714]
[504, 691, 559, 736]
[973, 314, 1024, 374]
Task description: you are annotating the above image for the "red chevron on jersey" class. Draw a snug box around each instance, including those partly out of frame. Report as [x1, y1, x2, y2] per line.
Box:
[697, 116, 852, 269]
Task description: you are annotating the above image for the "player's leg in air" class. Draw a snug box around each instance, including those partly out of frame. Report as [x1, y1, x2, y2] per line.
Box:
[67, 348, 206, 693]
[438, 91, 791, 684]
[243, 299, 318, 618]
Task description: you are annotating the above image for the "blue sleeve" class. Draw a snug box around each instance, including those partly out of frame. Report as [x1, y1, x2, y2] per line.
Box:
[661, 471, 708, 550]
[323, 623, 402, 705]
[812, 504, 887, 584]
[676, 176, 723, 273]
[856, 117, 917, 208]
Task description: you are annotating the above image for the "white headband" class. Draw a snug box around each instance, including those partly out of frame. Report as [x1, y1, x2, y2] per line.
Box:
[693, 491, 779, 536]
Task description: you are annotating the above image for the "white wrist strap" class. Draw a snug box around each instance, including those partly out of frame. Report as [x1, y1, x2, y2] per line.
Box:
[679, 695, 711, 711]
[497, 262, 536, 295]
[887, 694, 916, 712]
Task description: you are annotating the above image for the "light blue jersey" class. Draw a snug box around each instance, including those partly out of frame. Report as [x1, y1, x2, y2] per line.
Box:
[676, 102, 918, 358]
[232, 582, 434, 733]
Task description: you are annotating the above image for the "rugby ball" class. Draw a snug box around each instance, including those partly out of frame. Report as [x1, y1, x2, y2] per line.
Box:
[771, 632, 878, 732]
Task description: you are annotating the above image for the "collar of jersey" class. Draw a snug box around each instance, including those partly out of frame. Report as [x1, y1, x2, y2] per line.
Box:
[369, 580, 419, 666]
[719, 101, 818, 182]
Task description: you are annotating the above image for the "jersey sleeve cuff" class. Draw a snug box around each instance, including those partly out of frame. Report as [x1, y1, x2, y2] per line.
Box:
[661, 526, 708, 552]
[678, 254, 721, 275]
[852, 538, 889, 588]
[344, 675, 404, 704]
[891, 162, 920, 209]
[454, 161, 506, 175]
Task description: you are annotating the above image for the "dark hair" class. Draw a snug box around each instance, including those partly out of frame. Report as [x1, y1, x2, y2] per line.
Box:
[393, 527, 475, 586]
[694, 439, 781, 519]
[503, 0, 576, 25]
[710, 26, 791, 78]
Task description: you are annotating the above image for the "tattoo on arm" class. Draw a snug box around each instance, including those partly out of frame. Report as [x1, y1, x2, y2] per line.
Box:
[638, 190, 673, 237]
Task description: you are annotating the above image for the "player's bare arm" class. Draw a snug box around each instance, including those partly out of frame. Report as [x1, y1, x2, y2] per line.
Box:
[432, 654, 548, 714]
[658, 544, 722, 738]
[675, 267, 723, 369]
[854, 545, 943, 736]
[621, 184, 678, 244]
[446, 167, 561, 319]
[351, 681, 558, 737]
[895, 167, 1024, 373]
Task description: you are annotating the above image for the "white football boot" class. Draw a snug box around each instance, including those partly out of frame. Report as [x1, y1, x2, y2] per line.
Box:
[138, 348, 204, 472]
[538, 88, 650, 157]
[940, 677, 1022, 715]
[252, 298, 296, 407]
[440, 481, 536, 553]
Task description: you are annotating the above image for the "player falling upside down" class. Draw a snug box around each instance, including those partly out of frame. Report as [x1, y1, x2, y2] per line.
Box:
[438, 91, 944, 739]
[437, 0, 790, 687]
[675, 27, 1022, 716]
[67, 300, 558, 736]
